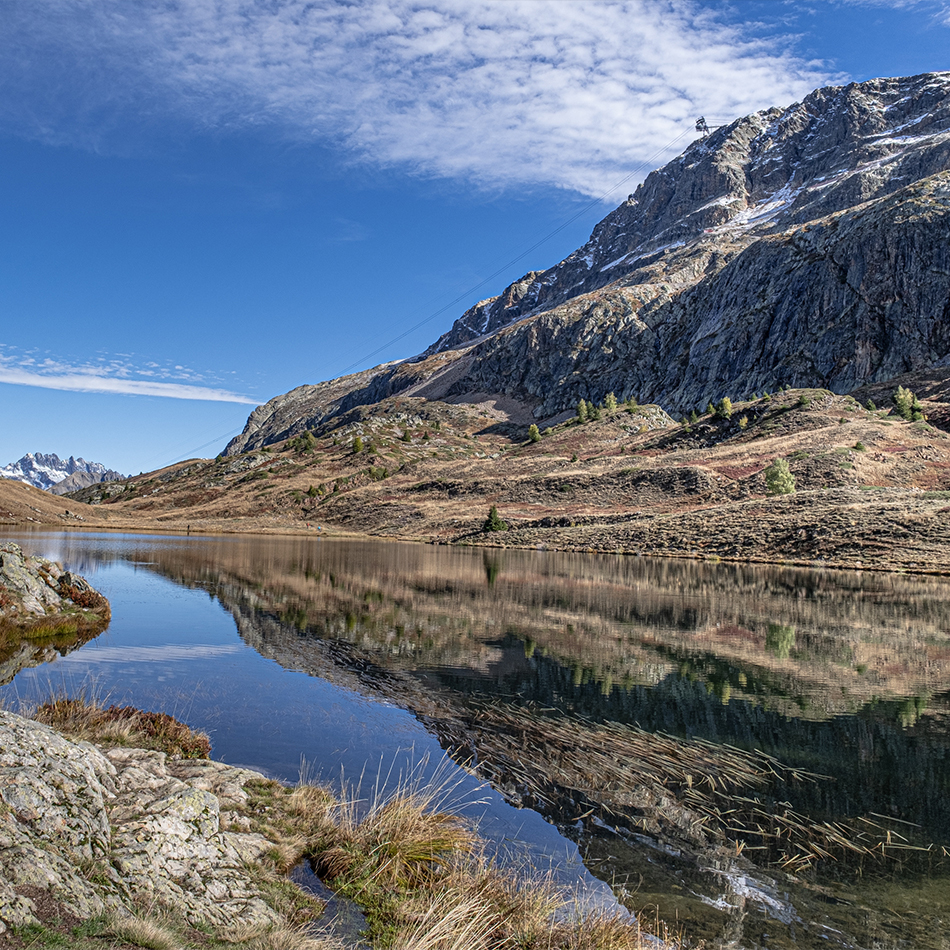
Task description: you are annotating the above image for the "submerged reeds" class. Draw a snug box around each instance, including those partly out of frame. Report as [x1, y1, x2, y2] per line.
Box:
[456, 702, 938, 872]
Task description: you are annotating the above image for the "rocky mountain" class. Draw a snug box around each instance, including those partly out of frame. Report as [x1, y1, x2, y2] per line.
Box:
[0, 452, 124, 493]
[223, 71, 950, 454]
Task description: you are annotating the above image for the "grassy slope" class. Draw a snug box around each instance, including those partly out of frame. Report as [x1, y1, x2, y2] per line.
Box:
[7, 377, 950, 574]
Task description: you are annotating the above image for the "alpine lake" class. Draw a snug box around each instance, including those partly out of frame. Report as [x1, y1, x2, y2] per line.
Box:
[2, 528, 949, 950]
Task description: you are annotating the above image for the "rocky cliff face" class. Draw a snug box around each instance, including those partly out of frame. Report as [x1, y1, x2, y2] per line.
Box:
[226, 72, 950, 454]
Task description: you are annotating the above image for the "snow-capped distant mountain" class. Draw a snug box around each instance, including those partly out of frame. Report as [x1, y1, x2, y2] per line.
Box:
[0, 452, 125, 493]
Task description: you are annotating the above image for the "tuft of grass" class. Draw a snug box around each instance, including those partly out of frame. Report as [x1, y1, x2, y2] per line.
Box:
[32, 694, 211, 759]
[315, 768, 478, 892]
[104, 911, 180, 950]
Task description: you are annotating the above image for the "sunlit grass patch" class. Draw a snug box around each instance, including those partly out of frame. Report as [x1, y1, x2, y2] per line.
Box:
[32, 693, 211, 759]
[103, 910, 181, 950]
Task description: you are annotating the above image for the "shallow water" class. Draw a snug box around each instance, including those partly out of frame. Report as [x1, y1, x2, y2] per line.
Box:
[3, 528, 950, 949]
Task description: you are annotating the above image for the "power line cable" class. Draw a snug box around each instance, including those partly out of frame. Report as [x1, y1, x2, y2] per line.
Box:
[336, 125, 695, 376]
[152, 426, 245, 470]
[157, 123, 697, 470]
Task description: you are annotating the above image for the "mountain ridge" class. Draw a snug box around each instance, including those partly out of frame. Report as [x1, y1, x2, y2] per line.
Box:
[225, 71, 950, 456]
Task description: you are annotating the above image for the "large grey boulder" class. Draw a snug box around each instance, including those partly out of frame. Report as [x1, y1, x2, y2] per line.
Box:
[0, 710, 280, 934]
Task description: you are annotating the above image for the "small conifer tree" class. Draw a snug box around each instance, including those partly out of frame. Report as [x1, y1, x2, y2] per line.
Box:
[765, 458, 796, 495]
[714, 397, 733, 419]
[893, 386, 924, 421]
[484, 505, 508, 532]
[577, 399, 589, 423]
[527, 424, 541, 443]
[352, 435, 364, 454]
[604, 391, 618, 413]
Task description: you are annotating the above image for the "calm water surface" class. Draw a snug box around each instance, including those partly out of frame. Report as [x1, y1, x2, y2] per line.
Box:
[3, 528, 949, 950]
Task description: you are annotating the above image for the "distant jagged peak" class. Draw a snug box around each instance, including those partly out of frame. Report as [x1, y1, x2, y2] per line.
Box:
[1, 452, 125, 492]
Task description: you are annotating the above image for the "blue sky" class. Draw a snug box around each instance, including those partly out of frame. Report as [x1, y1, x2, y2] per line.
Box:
[1, 0, 948, 476]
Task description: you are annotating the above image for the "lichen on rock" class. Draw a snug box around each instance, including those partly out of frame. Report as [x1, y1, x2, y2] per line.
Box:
[0, 710, 287, 936]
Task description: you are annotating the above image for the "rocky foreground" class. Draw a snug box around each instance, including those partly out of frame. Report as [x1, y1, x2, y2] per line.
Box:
[0, 710, 281, 936]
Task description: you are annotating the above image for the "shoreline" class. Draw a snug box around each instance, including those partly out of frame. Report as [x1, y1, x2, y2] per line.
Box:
[4, 517, 950, 580]
[0, 702, 669, 950]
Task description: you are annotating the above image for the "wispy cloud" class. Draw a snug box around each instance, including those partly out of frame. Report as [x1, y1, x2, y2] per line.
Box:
[0, 1, 848, 199]
[835, 0, 950, 23]
[0, 347, 257, 403]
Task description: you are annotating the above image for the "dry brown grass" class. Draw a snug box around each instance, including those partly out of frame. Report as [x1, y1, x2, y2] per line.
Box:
[104, 910, 181, 950]
[312, 769, 478, 891]
[32, 695, 211, 759]
[391, 862, 661, 950]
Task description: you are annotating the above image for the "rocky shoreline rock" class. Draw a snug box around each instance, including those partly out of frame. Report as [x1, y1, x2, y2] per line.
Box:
[0, 709, 285, 937]
[0, 542, 110, 630]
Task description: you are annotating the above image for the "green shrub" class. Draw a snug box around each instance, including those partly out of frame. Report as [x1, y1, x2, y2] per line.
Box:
[893, 385, 925, 421]
[352, 435, 364, 454]
[798, 393, 811, 408]
[738, 415, 748, 429]
[527, 424, 541, 443]
[483, 505, 508, 532]
[290, 431, 317, 454]
[713, 397, 733, 419]
[764, 457, 796, 495]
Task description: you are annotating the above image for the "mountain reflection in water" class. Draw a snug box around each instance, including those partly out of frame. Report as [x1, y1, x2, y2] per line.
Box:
[3, 530, 950, 950]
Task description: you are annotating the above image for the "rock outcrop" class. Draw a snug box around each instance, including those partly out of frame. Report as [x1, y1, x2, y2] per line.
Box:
[0, 710, 279, 935]
[0, 542, 109, 628]
[225, 71, 950, 454]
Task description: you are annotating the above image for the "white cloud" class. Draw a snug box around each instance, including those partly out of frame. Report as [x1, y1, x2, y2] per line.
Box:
[0, 366, 258, 402]
[0, 347, 257, 402]
[0, 0, 846, 199]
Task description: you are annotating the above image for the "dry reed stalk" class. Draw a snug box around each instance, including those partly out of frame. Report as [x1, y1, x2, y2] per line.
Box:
[462, 702, 937, 870]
